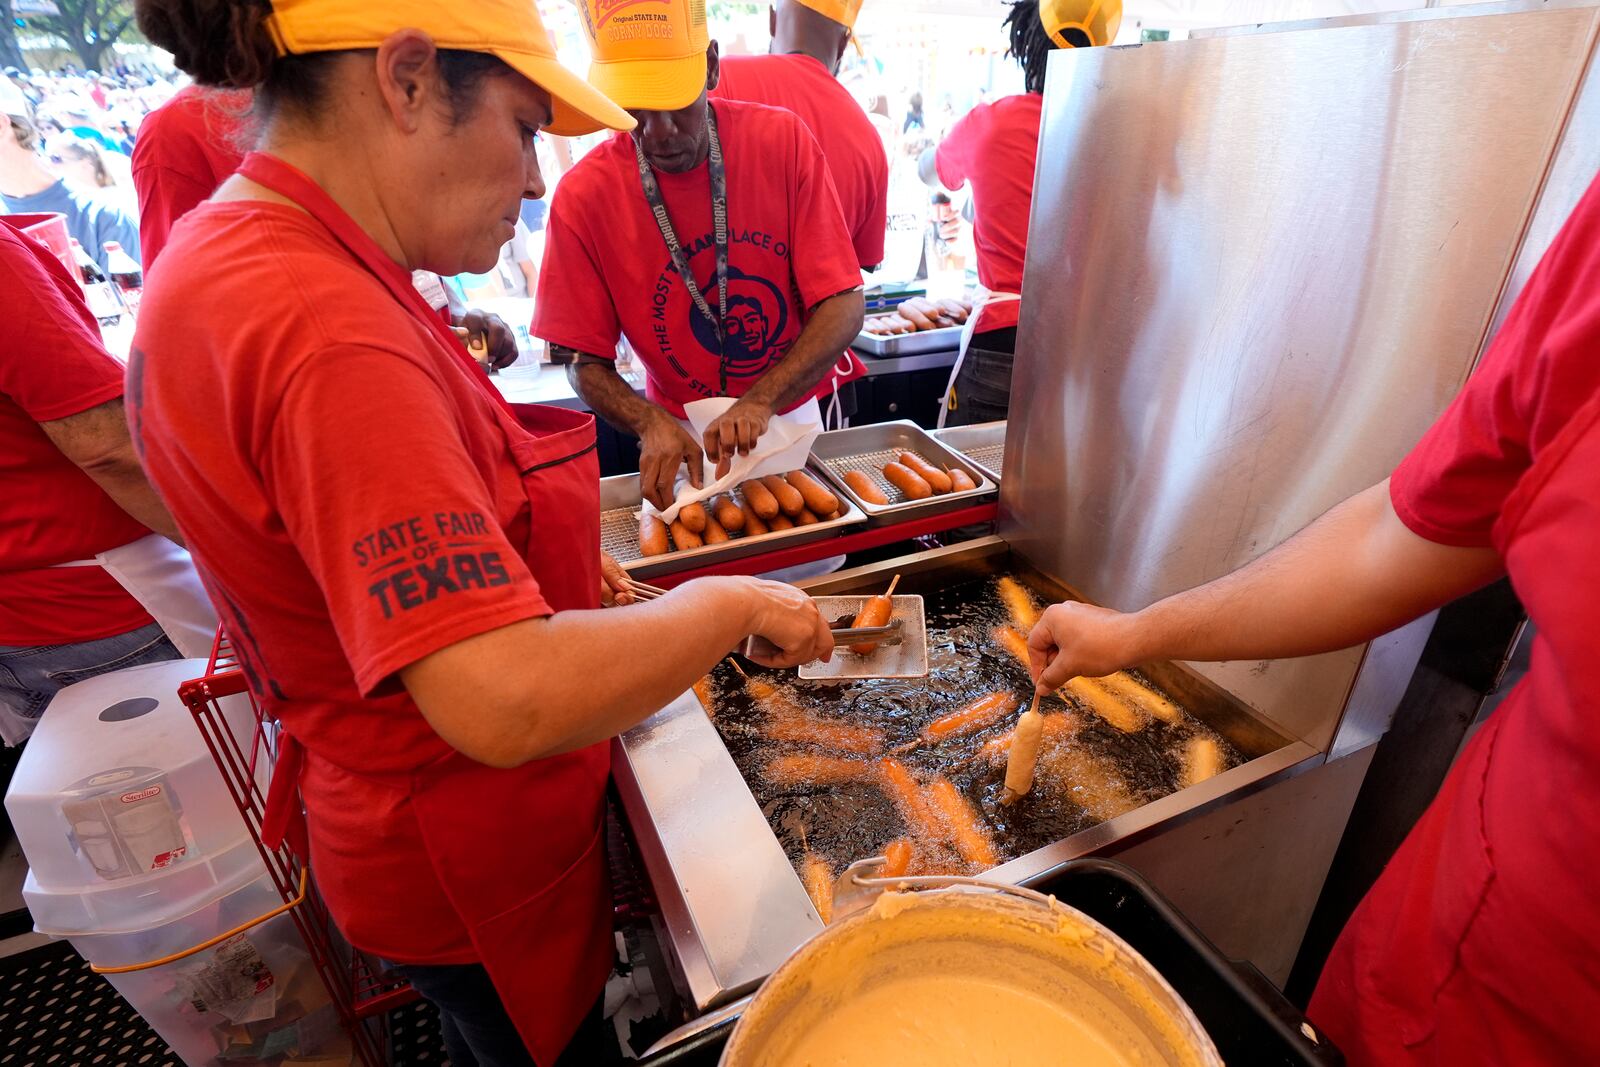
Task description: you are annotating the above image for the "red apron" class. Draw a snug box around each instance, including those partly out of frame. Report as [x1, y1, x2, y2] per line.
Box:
[1310, 386, 1600, 1064]
[243, 154, 613, 1065]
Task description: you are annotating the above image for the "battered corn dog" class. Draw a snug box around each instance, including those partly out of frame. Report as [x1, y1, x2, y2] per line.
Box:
[925, 777, 999, 868]
[763, 753, 875, 788]
[766, 703, 886, 755]
[802, 853, 834, 924]
[996, 577, 1041, 631]
[1044, 742, 1142, 823]
[978, 713, 1080, 765]
[1061, 676, 1146, 733]
[877, 758, 949, 843]
[993, 625, 1030, 668]
[745, 676, 779, 701]
[879, 838, 914, 880]
[923, 691, 1018, 742]
[692, 676, 716, 717]
[1181, 736, 1226, 788]
[1092, 671, 1182, 724]
[1002, 708, 1046, 804]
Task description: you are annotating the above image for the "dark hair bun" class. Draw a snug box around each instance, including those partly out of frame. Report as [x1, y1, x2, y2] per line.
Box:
[135, 0, 278, 88]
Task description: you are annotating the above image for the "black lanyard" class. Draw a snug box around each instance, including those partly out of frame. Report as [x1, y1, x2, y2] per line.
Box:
[634, 105, 732, 393]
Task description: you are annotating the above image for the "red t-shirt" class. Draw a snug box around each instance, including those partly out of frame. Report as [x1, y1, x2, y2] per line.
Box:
[533, 99, 864, 419]
[935, 93, 1043, 334]
[711, 54, 889, 270]
[1318, 172, 1600, 1061]
[128, 198, 553, 964]
[131, 86, 248, 272]
[0, 220, 152, 646]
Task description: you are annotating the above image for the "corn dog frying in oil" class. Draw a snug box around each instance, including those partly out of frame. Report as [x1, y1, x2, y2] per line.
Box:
[1002, 700, 1046, 804]
[802, 853, 834, 924]
[925, 777, 999, 869]
[922, 690, 1018, 743]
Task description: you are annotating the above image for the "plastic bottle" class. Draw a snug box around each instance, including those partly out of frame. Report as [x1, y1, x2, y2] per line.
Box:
[102, 240, 143, 319]
[71, 238, 122, 326]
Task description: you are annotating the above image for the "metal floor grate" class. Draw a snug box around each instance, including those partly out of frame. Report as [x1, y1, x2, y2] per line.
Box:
[961, 442, 1006, 478]
[0, 938, 448, 1067]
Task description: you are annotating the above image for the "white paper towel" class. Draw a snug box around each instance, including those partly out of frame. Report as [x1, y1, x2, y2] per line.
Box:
[645, 397, 824, 525]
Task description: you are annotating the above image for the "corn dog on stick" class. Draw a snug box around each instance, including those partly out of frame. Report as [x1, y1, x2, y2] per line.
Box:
[692, 676, 716, 718]
[1091, 671, 1182, 724]
[925, 777, 999, 869]
[1061, 676, 1146, 733]
[993, 625, 1031, 668]
[766, 704, 886, 754]
[762, 753, 875, 788]
[1002, 702, 1046, 804]
[996, 577, 1041, 631]
[923, 691, 1018, 742]
[978, 712, 1079, 765]
[877, 758, 949, 843]
[1180, 736, 1226, 788]
[801, 852, 834, 924]
[878, 838, 914, 880]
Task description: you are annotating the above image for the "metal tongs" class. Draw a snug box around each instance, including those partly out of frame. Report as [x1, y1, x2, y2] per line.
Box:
[739, 617, 904, 661]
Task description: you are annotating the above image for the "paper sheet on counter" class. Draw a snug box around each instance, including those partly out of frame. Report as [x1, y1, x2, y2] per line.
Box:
[645, 397, 824, 525]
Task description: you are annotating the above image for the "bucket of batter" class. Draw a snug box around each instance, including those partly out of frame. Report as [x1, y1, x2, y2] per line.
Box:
[720, 883, 1222, 1067]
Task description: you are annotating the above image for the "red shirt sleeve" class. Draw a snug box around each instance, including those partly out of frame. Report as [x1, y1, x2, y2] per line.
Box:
[0, 226, 126, 421]
[530, 184, 623, 360]
[264, 345, 551, 695]
[134, 164, 217, 272]
[786, 119, 864, 310]
[935, 110, 978, 191]
[1391, 171, 1600, 548]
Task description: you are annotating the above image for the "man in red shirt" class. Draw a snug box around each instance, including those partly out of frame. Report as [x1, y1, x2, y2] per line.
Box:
[710, 0, 888, 271]
[0, 219, 184, 746]
[921, 0, 1119, 425]
[1027, 170, 1600, 1065]
[131, 85, 248, 271]
[536, 0, 866, 509]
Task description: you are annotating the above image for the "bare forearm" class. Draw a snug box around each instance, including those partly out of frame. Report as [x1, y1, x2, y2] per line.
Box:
[744, 290, 864, 412]
[569, 359, 659, 436]
[83, 456, 183, 543]
[1122, 482, 1502, 664]
[405, 577, 758, 766]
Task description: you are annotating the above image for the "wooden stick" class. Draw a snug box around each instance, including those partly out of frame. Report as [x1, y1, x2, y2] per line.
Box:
[726, 658, 748, 678]
[885, 573, 902, 598]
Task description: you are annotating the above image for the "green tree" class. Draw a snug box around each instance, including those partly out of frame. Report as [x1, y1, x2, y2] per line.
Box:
[32, 0, 135, 71]
[1, 0, 27, 72]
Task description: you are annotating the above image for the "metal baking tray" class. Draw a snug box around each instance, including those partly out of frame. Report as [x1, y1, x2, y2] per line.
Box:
[600, 466, 867, 580]
[931, 420, 1007, 484]
[810, 421, 996, 524]
[799, 594, 928, 681]
[851, 323, 964, 357]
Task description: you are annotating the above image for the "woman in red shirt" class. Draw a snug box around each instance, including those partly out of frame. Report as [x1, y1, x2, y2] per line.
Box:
[127, 1, 833, 1064]
[1027, 170, 1600, 1064]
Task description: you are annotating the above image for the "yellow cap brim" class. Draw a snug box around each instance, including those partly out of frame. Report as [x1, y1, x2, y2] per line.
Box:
[586, 50, 707, 114]
[498, 49, 636, 136]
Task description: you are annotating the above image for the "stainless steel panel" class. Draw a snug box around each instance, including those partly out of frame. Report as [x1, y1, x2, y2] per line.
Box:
[931, 420, 1007, 483]
[1192, 0, 1600, 39]
[1003, 10, 1600, 749]
[598, 467, 866, 580]
[612, 693, 823, 1011]
[851, 323, 963, 356]
[810, 420, 996, 522]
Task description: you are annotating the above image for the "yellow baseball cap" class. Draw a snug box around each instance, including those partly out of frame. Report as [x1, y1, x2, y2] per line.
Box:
[577, 0, 710, 113]
[262, 0, 634, 136]
[792, 0, 863, 30]
[1038, 0, 1122, 48]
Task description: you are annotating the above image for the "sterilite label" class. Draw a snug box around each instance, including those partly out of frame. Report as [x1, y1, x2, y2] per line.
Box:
[120, 785, 162, 803]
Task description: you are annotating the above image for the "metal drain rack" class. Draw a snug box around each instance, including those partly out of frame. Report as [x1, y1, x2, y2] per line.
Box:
[932, 421, 1007, 485]
[811, 421, 995, 523]
[599, 466, 868, 580]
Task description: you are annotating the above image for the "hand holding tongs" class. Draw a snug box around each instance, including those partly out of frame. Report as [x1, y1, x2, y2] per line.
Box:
[740, 616, 904, 661]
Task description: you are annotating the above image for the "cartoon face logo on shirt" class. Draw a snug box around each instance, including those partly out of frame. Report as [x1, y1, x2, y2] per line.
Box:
[687, 266, 790, 379]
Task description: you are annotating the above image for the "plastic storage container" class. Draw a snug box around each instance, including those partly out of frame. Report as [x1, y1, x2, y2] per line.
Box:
[4, 659, 349, 1065]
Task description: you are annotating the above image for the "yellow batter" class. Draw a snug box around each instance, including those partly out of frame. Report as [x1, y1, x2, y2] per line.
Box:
[782, 971, 1136, 1066]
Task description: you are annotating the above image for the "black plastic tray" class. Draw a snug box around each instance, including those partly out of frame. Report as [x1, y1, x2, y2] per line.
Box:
[640, 857, 1342, 1065]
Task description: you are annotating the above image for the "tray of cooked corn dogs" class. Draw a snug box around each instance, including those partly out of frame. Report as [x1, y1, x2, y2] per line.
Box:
[810, 420, 997, 524]
[599, 463, 869, 579]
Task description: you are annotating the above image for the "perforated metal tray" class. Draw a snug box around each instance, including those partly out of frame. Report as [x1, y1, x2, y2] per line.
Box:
[798, 594, 927, 680]
[599, 466, 867, 580]
[931, 420, 1007, 484]
[810, 421, 996, 524]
